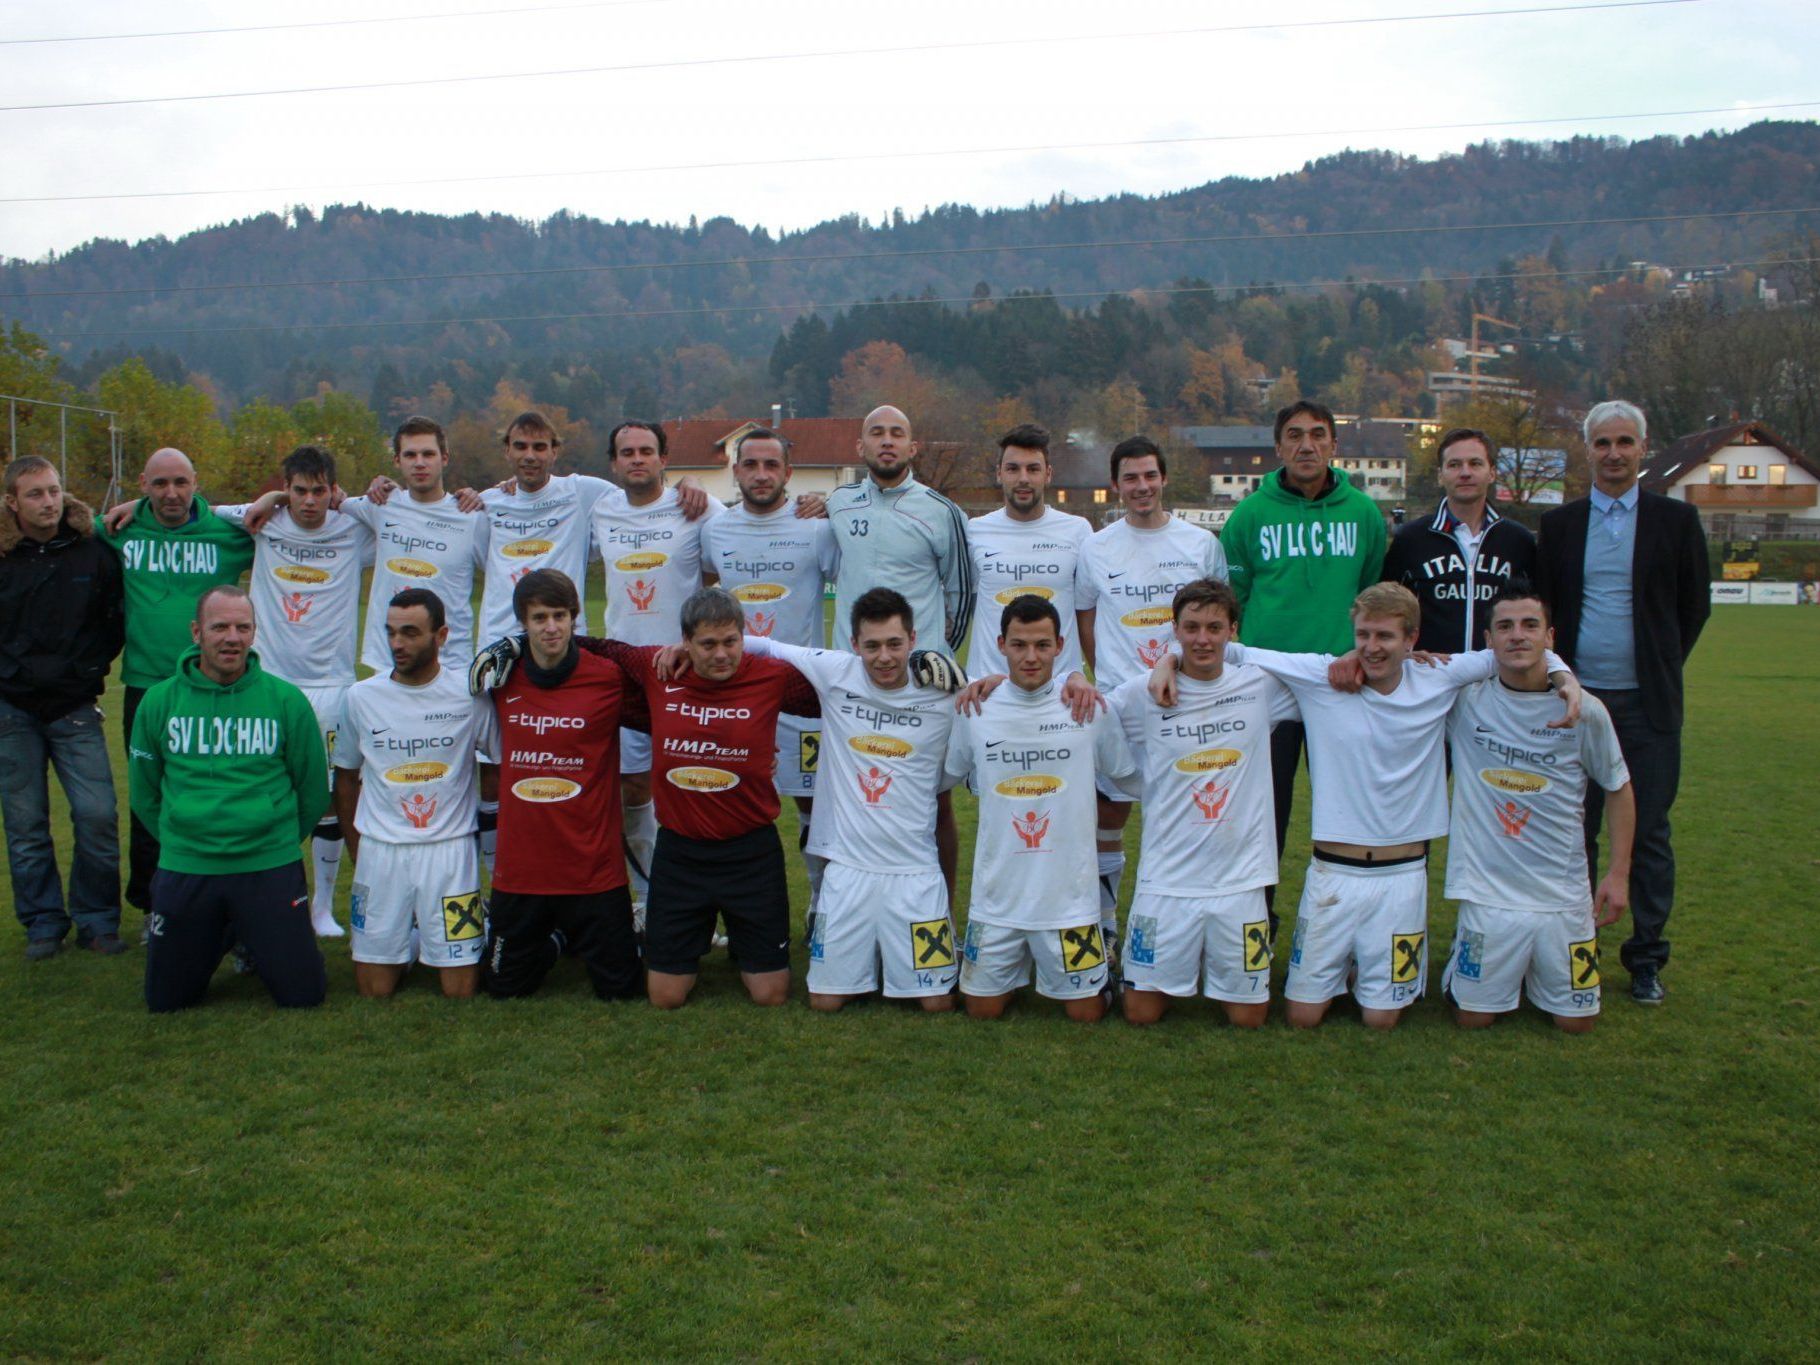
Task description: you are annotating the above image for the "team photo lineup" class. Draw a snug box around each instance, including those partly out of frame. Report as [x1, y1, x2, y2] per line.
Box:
[3, 393, 1707, 1028]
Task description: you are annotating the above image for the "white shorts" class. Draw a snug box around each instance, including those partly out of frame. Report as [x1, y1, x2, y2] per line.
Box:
[1123, 887, 1273, 1003]
[620, 727, 652, 776]
[300, 684, 347, 787]
[774, 712, 819, 798]
[349, 835, 486, 968]
[1284, 857, 1429, 1011]
[807, 862, 954, 997]
[1442, 900, 1602, 1018]
[959, 919, 1110, 1000]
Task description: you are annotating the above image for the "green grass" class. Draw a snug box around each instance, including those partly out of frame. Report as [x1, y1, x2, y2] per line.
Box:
[3, 607, 1816, 1360]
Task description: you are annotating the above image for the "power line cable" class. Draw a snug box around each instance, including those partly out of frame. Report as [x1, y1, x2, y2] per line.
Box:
[5, 205, 1815, 302]
[0, 0, 670, 46]
[6, 95, 1802, 207]
[40, 255, 1810, 340]
[0, 0, 1699, 114]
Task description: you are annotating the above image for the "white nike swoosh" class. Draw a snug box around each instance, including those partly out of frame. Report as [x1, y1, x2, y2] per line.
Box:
[664, 685, 687, 693]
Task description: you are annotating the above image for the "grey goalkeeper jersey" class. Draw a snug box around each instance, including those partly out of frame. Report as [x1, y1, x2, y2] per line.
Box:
[827, 473, 975, 658]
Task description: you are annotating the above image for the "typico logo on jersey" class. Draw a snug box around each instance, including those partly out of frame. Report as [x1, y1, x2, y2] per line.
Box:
[666, 765, 740, 793]
[273, 564, 331, 586]
[501, 538, 554, 559]
[280, 592, 313, 624]
[511, 776, 582, 803]
[993, 773, 1064, 800]
[383, 760, 450, 784]
[849, 733, 914, 760]
[614, 551, 669, 572]
[385, 556, 439, 579]
[1174, 747, 1241, 774]
[1012, 808, 1051, 848]
[400, 793, 438, 829]
[732, 581, 789, 603]
[1478, 767, 1550, 795]
[993, 584, 1056, 605]
[1118, 605, 1173, 629]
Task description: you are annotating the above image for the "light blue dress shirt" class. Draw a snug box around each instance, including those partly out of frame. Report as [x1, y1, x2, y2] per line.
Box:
[1576, 484, 1639, 689]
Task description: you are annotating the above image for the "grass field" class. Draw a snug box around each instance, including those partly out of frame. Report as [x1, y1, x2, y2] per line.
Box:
[3, 607, 1817, 1360]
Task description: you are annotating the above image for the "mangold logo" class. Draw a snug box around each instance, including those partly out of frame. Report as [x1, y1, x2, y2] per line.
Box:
[511, 776, 581, 803]
[383, 761, 449, 784]
[994, 584, 1056, 605]
[1174, 747, 1241, 774]
[993, 773, 1064, 799]
[1119, 605, 1172, 629]
[614, 551, 669, 572]
[501, 538, 553, 559]
[385, 556, 438, 579]
[848, 733, 914, 760]
[273, 564, 330, 585]
[1479, 767, 1550, 795]
[666, 765, 739, 792]
[733, 582, 789, 603]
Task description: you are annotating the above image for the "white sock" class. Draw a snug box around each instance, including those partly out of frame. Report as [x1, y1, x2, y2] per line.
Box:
[625, 800, 657, 904]
[477, 799, 499, 875]
[310, 828, 345, 937]
[1096, 839, 1125, 936]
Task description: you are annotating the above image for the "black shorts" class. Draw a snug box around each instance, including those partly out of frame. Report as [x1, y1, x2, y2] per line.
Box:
[645, 824, 790, 976]
[484, 885, 640, 1001]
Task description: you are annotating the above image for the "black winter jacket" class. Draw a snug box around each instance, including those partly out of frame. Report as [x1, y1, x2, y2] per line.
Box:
[0, 497, 126, 721]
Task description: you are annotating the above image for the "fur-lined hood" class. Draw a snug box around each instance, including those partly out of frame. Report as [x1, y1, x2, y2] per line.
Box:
[0, 494, 96, 554]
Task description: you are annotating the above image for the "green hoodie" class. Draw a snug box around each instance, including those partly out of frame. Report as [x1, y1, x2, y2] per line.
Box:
[128, 647, 328, 876]
[1219, 467, 1388, 654]
[103, 495, 254, 688]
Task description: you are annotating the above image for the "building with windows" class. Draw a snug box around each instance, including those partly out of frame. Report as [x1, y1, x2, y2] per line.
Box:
[1641, 420, 1820, 536]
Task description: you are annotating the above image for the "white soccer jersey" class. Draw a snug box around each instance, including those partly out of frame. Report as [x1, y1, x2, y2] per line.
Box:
[1082, 516, 1229, 690]
[215, 505, 371, 688]
[1445, 682, 1629, 910]
[1108, 664, 1298, 896]
[702, 498, 838, 646]
[592, 487, 724, 643]
[332, 666, 499, 844]
[1229, 643, 1561, 846]
[965, 507, 1095, 678]
[478, 474, 621, 644]
[945, 679, 1137, 930]
[743, 637, 955, 873]
[342, 493, 488, 668]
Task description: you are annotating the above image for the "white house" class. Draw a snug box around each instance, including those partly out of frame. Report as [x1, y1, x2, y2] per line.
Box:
[1640, 420, 1820, 534]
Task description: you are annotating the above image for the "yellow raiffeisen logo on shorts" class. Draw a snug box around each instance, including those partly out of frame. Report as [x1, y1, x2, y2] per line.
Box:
[849, 733, 913, 760]
[733, 582, 789, 603]
[1478, 767, 1551, 794]
[1391, 931, 1425, 984]
[614, 551, 668, 572]
[383, 761, 449, 784]
[993, 773, 1064, 799]
[667, 765, 740, 792]
[1570, 937, 1600, 989]
[1118, 604, 1173, 629]
[994, 584, 1055, 605]
[1174, 747, 1241, 774]
[911, 918, 955, 968]
[1243, 919, 1271, 971]
[385, 556, 438, 579]
[441, 891, 484, 942]
[501, 538, 553, 559]
[1059, 924, 1106, 971]
[273, 564, 330, 585]
[511, 776, 581, 803]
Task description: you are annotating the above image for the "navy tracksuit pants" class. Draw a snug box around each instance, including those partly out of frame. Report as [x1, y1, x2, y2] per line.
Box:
[144, 862, 326, 1013]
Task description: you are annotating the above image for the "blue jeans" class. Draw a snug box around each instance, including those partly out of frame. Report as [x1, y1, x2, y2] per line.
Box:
[0, 698, 121, 942]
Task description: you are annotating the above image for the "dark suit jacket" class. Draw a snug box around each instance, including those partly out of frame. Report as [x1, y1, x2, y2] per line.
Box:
[1535, 489, 1711, 733]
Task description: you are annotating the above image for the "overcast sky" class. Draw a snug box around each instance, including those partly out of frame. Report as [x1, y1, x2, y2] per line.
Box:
[1, 0, 1815, 262]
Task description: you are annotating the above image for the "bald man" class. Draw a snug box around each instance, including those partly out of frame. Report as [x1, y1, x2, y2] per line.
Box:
[826, 405, 976, 898]
[103, 449, 254, 913]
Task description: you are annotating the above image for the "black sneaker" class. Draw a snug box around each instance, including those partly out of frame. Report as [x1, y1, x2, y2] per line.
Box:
[25, 938, 63, 962]
[83, 933, 128, 956]
[1630, 965, 1666, 1005]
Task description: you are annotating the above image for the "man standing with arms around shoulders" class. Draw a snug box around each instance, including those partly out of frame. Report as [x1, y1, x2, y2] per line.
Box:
[1535, 399, 1709, 1006]
[0, 458, 127, 958]
[1219, 401, 1388, 918]
[827, 404, 976, 901]
[1078, 435, 1228, 952]
[333, 589, 498, 999]
[129, 586, 329, 1012]
[103, 448, 255, 918]
[1383, 426, 1537, 654]
[1441, 584, 1635, 1033]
